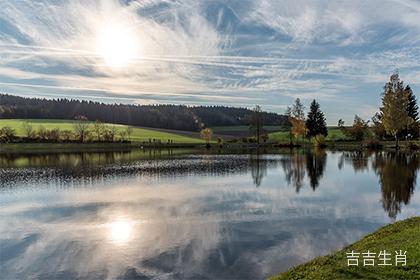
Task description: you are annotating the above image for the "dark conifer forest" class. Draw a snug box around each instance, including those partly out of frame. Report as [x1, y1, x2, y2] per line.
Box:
[0, 94, 287, 131]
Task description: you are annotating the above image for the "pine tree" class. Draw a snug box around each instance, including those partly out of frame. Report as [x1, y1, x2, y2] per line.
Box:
[406, 85, 419, 122]
[403, 85, 419, 139]
[306, 99, 328, 138]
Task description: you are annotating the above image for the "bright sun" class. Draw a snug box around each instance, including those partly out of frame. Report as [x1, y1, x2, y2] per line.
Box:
[95, 23, 139, 68]
[109, 219, 133, 245]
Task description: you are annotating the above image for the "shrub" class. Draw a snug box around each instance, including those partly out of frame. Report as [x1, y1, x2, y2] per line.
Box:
[313, 135, 326, 148]
[365, 138, 383, 149]
[47, 128, 60, 142]
[0, 126, 16, 143]
[61, 130, 74, 141]
[408, 142, 419, 150]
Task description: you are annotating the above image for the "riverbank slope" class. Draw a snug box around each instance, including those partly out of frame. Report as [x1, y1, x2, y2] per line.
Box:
[270, 216, 420, 280]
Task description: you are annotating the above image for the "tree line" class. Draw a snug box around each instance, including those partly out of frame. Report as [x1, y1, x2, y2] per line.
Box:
[247, 71, 418, 148]
[0, 94, 287, 131]
[339, 72, 418, 147]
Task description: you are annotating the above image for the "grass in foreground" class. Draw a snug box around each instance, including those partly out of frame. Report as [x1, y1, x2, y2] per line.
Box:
[270, 216, 420, 280]
[0, 119, 204, 143]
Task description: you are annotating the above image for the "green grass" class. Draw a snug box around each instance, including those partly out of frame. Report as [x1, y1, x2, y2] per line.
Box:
[211, 125, 283, 133]
[270, 216, 420, 280]
[210, 125, 349, 142]
[0, 119, 204, 143]
[269, 127, 349, 142]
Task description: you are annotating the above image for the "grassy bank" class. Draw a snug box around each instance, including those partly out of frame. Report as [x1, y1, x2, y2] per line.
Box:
[0, 119, 204, 143]
[270, 216, 420, 280]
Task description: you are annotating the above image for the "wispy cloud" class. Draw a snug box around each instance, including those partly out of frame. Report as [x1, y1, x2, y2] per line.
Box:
[0, 0, 420, 123]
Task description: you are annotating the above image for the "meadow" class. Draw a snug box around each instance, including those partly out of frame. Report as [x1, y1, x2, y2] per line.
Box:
[0, 119, 204, 143]
[211, 125, 349, 142]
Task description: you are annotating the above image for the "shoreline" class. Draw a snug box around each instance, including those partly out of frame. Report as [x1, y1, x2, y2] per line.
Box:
[270, 216, 420, 280]
[1, 140, 419, 154]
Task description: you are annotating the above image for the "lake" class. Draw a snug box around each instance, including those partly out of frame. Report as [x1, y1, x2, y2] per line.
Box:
[1, 149, 419, 279]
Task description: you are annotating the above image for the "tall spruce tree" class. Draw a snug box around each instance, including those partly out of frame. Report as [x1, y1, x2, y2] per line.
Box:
[404, 85, 419, 139]
[306, 100, 328, 138]
[405, 85, 419, 122]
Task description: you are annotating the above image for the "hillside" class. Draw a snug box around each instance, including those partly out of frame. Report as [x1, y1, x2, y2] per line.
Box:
[0, 119, 204, 143]
[0, 94, 287, 131]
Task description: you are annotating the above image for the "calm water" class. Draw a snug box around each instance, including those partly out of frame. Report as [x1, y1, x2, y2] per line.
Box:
[1, 149, 419, 280]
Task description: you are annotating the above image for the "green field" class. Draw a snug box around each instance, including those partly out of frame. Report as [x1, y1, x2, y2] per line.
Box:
[211, 125, 348, 142]
[269, 127, 349, 143]
[0, 119, 204, 143]
[211, 125, 283, 133]
[271, 217, 420, 280]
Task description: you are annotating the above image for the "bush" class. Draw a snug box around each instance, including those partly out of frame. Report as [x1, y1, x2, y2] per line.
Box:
[365, 138, 383, 149]
[0, 126, 17, 143]
[61, 130, 74, 141]
[47, 128, 60, 142]
[408, 142, 419, 150]
[313, 135, 326, 147]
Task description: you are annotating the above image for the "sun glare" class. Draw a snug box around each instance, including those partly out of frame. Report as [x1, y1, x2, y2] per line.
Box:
[95, 22, 139, 68]
[108, 219, 133, 245]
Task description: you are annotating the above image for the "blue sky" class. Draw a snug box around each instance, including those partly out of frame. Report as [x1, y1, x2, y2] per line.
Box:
[0, 0, 420, 124]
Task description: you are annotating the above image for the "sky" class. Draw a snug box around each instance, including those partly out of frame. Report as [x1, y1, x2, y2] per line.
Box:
[0, 0, 420, 124]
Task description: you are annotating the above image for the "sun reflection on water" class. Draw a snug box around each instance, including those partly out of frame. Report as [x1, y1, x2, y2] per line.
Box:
[108, 219, 133, 245]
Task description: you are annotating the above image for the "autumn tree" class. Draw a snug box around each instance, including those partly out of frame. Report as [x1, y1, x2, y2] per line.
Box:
[306, 99, 328, 139]
[380, 73, 411, 147]
[285, 106, 293, 144]
[345, 115, 369, 141]
[289, 98, 307, 143]
[200, 128, 213, 148]
[371, 112, 386, 140]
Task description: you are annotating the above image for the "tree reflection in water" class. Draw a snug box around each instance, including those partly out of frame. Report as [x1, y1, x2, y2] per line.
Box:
[337, 150, 418, 219]
[372, 152, 418, 219]
[305, 149, 327, 191]
[250, 151, 268, 187]
[280, 149, 327, 192]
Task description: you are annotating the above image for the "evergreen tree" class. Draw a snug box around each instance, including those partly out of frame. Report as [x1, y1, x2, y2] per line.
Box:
[403, 85, 419, 139]
[306, 99, 328, 138]
[406, 85, 419, 122]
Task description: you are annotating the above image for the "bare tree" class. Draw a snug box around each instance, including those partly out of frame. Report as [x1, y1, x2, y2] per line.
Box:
[200, 128, 213, 148]
[73, 115, 90, 142]
[126, 126, 133, 141]
[0, 126, 16, 143]
[92, 120, 105, 141]
[250, 105, 263, 145]
[22, 122, 34, 138]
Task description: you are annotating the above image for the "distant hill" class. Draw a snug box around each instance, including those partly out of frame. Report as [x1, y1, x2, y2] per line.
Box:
[0, 94, 287, 131]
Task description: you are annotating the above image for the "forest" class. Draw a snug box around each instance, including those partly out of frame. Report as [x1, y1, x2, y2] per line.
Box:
[0, 94, 287, 131]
